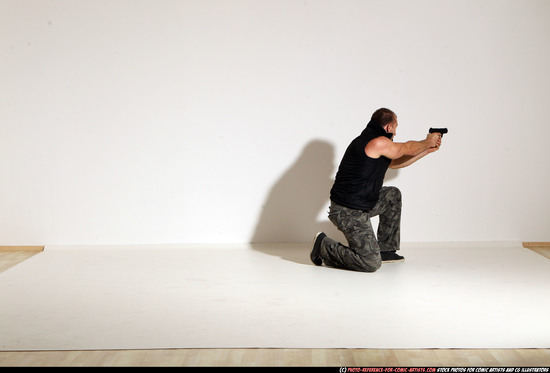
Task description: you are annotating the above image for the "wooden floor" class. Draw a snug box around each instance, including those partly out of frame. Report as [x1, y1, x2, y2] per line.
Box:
[1, 245, 549, 367]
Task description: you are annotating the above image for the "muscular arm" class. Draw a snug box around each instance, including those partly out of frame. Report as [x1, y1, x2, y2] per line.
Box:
[365, 134, 441, 169]
[389, 148, 431, 169]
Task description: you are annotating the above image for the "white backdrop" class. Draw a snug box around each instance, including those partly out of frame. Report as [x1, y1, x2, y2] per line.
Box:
[2, 0, 549, 245]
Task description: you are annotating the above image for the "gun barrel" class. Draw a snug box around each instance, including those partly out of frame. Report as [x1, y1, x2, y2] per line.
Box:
[429, 127, 448, 135]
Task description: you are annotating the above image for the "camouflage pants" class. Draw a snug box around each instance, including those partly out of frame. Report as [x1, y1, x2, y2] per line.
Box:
[320, 186, 401, 272]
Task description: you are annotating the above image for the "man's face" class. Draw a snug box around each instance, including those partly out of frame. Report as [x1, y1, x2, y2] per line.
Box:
[388, 119, 398, 139]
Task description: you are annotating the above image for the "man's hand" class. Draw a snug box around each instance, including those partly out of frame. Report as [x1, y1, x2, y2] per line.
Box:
[427, 132, 442, 154]
[426, 132, 442, 148]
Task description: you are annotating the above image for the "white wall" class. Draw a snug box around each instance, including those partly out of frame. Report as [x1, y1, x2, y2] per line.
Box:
[2, 0, 549, 245]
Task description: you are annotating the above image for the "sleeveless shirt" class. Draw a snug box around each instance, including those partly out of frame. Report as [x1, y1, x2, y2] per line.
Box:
[330, 121, 392, 211]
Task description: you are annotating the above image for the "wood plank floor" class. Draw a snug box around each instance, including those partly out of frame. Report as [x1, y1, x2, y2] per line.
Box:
[1, 246, 549, 367]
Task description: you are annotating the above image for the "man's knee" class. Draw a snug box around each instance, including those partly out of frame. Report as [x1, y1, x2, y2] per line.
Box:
[386, 186, 402, 202]
[358, 253, 382, 273]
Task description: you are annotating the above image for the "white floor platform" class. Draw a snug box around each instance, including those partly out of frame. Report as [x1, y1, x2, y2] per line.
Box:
[0, 242, 549, 351]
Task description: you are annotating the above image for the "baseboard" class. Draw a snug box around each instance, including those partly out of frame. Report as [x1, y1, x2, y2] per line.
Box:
[1, 242, 545, 251]
[0, 246, 45, 252]
[43, 241, 527, 251]
[522, 242, 550, 248]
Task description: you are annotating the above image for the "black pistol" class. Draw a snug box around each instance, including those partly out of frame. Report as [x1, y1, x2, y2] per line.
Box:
[429, 127, 448, 137]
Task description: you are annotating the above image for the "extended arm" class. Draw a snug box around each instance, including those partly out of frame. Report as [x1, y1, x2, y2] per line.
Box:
[389, 148, 432, 169]
[365, 133, 441, 169]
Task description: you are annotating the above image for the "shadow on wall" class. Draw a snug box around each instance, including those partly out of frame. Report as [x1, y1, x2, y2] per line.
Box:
[250, 139, 400, 265]
[249, 139, 345, 264]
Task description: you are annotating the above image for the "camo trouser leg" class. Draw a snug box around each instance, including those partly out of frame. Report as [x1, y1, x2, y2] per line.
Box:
[370, 186, 401, 253]
[320, 186, 401, 272]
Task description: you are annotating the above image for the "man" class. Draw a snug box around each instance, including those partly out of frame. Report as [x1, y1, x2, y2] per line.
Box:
[311, 108, 442, 272]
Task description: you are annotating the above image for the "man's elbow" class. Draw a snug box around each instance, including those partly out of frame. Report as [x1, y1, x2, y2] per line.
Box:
[389, 161, 404, 169]
[388, 159, 402, 170]
[402, 142, 422, 156]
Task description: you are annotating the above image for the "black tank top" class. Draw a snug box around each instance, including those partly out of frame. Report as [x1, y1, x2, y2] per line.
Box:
[330, 121, 392, 211]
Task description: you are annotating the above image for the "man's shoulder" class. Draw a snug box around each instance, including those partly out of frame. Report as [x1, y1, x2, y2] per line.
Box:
[365, 135, 398, 159]
[367, 135, 392, 144]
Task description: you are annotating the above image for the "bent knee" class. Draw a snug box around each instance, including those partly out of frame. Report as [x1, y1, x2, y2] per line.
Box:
[358, 254, 381, 273]
[386, 186, 402, 200]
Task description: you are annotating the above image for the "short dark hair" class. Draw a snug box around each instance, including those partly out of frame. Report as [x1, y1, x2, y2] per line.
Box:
[371, 108, 396, 127]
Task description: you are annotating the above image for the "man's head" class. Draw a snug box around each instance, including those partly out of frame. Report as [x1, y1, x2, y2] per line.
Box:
[371, 108, 397, 138]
